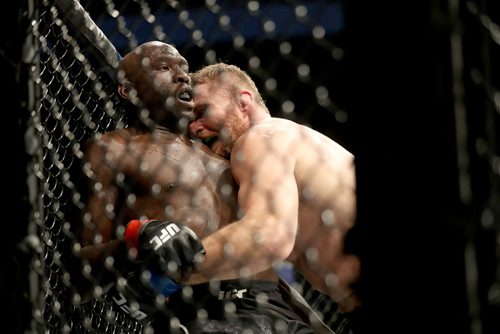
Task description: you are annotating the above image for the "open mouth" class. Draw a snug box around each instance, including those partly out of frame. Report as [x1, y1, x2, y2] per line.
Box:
[178, 90, 192, 103]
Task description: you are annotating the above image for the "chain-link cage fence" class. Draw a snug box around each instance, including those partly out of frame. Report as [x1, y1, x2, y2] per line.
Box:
[6, 0, 500, 333]
[17, 0, 353, 333]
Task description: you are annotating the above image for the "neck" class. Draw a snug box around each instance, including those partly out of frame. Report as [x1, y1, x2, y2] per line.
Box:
[125, 102, 186, 135]
[153, 125, 192, 144]
[127, 119, 186, 137]
[251, 107, 272, 125]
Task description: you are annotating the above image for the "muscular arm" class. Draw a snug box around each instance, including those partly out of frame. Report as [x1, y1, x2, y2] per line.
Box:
[186, 130, 299, 284]
[72, 135, 131, 299]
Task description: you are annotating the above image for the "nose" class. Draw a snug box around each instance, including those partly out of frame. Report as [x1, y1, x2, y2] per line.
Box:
[188, 120, 203, 138]
[174, 66, 190, 84]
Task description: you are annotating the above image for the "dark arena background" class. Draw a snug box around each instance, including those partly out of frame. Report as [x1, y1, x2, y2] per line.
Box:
[2, 0, 499, 333]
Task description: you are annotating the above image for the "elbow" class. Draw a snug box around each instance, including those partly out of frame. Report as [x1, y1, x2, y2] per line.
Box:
[264, 228, 295, 262]
[244, 215, 297, 265]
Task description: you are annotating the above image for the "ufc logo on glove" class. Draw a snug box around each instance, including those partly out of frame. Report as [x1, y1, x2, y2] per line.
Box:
[149, 223, 181, 250]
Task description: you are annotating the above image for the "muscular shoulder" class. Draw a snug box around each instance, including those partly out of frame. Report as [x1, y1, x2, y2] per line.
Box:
[84, 130, 130, 160]
[232, 117, 352, 175]
[231, 118, 298, 178]
[83, 129, 159, 175]
[237, 118, 297, 150]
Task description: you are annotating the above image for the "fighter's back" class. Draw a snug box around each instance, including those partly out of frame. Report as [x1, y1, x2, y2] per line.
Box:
[240, 117, 359, 308]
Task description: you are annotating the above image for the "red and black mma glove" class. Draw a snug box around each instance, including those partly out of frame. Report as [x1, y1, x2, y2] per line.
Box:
[123, 219, 206, 297]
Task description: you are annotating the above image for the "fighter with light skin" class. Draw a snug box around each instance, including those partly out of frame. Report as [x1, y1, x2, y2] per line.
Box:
[187, 63, 361, 312]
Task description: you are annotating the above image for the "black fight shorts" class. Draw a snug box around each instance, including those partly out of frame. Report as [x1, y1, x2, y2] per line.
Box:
[152, 280, 317, 334]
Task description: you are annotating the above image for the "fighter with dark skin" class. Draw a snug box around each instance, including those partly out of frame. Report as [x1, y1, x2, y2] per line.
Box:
[78, 41, 241, 281]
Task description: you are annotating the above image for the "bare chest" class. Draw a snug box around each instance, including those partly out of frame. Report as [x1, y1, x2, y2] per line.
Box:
[127, 141, 226, 192]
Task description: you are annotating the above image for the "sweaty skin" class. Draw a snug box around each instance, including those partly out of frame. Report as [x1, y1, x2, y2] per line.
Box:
[188, 63, 360, 311]
[80, 129, 237, 263]
[77, 43, 279, 298]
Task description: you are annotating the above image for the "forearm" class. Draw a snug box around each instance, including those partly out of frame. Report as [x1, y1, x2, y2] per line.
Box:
[185, 218, 289, 285]
[75, 240, 132, 298]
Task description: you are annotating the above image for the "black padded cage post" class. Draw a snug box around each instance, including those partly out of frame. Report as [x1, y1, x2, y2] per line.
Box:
[22, 0, 138, 332]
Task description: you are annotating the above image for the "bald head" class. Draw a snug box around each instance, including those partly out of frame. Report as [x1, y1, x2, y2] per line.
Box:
[118, 41, 182, 84]
[116, 41, 193, 130]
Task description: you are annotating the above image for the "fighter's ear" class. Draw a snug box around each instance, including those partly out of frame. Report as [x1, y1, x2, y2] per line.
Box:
[118, 80, 131, 99]
[238, 89, 253, 112]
